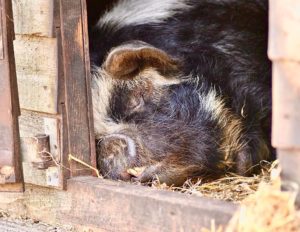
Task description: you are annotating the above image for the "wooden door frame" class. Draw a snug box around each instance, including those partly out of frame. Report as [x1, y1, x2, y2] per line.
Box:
[59, 0, 96, 186]
[0, 0, 97, 191]
[0, 0, 24, 192]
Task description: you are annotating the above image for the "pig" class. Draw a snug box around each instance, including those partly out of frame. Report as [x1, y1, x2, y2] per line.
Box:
[89, 0, 274, 186]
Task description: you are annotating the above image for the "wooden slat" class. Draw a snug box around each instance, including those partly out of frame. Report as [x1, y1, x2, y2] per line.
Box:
[18, 110, 62, 188]
[52, 0, 70, 189]
[0, 177, 236, 231]
[269, 0, 300, 205]
[14, 35, 58, 114]
[0, 0, 23, 191]
[268, 0, 300, 62]
[272, 61, 300, 148]
[81, 0, 97, 168]
[0, 6, 3, 59]
[12, 0, 54, 37]
[60, 0, 96, 176]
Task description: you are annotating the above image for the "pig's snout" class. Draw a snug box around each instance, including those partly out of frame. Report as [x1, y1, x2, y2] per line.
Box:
[97, 134, 137, 180]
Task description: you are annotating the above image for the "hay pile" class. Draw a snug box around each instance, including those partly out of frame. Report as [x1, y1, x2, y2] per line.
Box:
[202, 167, 300, 232]
[151, 160, 278, 202]
[149, 160, 300, 231]
[224, 182, 300, 232]
[69, 150, 278, 202]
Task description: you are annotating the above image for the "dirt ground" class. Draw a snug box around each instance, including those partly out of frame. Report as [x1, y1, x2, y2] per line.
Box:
[0, 211, 75, 232]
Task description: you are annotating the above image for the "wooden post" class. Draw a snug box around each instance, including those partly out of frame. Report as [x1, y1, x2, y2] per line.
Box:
[59, 0, 96, 177]
[0, 0, 24, 192]
[269, 0, 300, 204]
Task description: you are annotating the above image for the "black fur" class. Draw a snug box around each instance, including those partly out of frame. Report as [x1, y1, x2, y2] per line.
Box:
[89, 0, 274, 185]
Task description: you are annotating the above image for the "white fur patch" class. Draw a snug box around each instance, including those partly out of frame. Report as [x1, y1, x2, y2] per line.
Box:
[198, 88, 224, 121]
[97, 0, 191, 30]
[91, 67, 118, 135]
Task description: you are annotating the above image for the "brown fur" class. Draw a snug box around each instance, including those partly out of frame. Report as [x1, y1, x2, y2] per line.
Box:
[104, 41, 179, 79]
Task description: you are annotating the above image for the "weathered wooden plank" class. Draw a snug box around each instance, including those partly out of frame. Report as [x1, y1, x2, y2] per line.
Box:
[0, 177, 236, 231]
[14, 35, 58, 114]
[0, 7, 3, 59]
[0, 218, 71, 232]
[278, 149, 300, 205]
[19, 111, 60, 159]
[269, 0, 300, 205]
[272, 61, 300, 203]
[60, 0, 96, 176]
[272, 61, 300, 148]
[12, 0, 54, 37]
[269, 0, 300, 61]
[55, 20, 70, 188]
[0, 0, 23, 191]
[81, 0, 97, 168]
[18, 111, 62, 188]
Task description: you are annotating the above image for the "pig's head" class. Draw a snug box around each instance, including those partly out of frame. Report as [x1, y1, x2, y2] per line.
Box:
[91, 41, 182, 181]
[91, 41, 269, 186]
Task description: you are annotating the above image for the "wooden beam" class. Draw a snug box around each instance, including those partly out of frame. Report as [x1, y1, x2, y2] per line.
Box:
[269, 0, 300, 205]
[59, 0, 96, 177]
[0, 177, 236, 231]
[0, 0, 24, 192]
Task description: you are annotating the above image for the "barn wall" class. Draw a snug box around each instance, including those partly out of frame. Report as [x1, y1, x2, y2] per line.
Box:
[269, 0, 300, 203]
[12, 0, 61, 188]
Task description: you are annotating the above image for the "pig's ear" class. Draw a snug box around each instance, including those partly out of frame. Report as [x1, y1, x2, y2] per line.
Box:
[103, 41, 178, 79]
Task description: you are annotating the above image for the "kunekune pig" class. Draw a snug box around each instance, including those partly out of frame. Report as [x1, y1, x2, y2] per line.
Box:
[89, 0, 274, 186]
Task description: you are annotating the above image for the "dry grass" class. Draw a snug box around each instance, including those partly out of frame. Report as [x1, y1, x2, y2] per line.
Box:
[201, 165, 300, 232]
[149, 160, 300, 231]
[223, 182, 300, 232]
[151, 160, 278, 202]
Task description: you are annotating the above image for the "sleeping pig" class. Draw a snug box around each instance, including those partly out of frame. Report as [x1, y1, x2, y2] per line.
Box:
[89, 0, 274, 186]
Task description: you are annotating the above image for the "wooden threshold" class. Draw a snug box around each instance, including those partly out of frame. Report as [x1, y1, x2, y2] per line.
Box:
[0, 176, 236, 231]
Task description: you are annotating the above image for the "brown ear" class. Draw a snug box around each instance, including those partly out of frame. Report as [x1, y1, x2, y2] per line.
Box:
[103, 41, 178, 79]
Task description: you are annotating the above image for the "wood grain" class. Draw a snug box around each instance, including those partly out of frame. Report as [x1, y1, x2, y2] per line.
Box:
[14, 35, 58, 114]
[0, 177, 236, 231]
[12, 0, 54, 37]
[269, 0, 300, 205]
[0, 0, 23, 191]
[269, 0, 300, 61]
[81, 0, 97, 168]
[0, 6, 3, 59]
[272, 61, 300, 148]
[53, 0, 70, 189]
[18, 110, 62, 188]
[60, 0, 96, 176]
